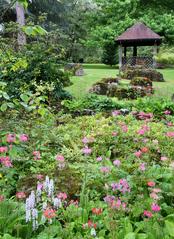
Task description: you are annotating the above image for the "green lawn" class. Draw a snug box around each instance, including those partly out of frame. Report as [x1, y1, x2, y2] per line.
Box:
[66, 64, 174, 99]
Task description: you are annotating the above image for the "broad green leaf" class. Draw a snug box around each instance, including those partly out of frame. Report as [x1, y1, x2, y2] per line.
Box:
[165, 220, 174, 236]
[20, 94, 29, 103]
[0, 103, 7, 111]
[2, 92, 10, 100]
[124, 232, 136, 239]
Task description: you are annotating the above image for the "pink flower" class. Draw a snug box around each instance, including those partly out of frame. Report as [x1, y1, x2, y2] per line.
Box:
[57, 192, 67, 200]
[100, 166, 110, 174]
[134, 150, 142, 158]
[55, 154, 65, 162]
[82, 137, 89, 144]
[137, 129, 145, 135]
[141, 147, 148, 153]
[151, 203, 160, 212]
[37, 183, 43, 190]
[82, 146, 92, 155]
[33, 151, 41, 160]
[16, 192, 26, 199]
[112, 132, 118, 136]
[0, 146, 8, 153]
[122, 125, 128, 133]
[161, 156, 168, 161]
[36, 174, 44, 180]
[6, 134, 16, 143]
[19, 134, 28, 142]
[139, 163, 146, 171]
[152, 188, 161, 193]
[113, 160, 121, 167]
[144, 210, 153, 218]
[0, 195, 4, 202]
[0, 156, 12, 167]
[164, 110, 171, 115]
[147, 181, 156, 187]
[167, 122, 173, 127]
[150, 192, 159, 200]
[96, 156, 102, 162]
[112, 110, 120, 116]
[166, 132, 174, 137]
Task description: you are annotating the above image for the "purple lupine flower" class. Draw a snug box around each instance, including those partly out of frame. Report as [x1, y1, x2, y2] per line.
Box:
[53, 198, 62, 209]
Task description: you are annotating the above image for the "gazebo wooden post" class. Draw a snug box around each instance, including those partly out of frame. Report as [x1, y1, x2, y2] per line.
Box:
[153, 43, 157, 68]
[118, 45, 123, 70]
[133, 46, 137, 65]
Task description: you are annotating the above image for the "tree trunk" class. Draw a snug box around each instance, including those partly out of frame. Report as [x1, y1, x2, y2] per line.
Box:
[16, 1, 26, 47]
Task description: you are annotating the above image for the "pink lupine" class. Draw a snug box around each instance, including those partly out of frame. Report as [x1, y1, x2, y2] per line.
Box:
[0, 146, 8, 153]
[143, 210, 153, 218]
[82, 146, 92, 155]
[19, 134, 29, 142]
[6, 134, 16, 143]
[33, 151, 41, 160]
[151, 203, 161, 212]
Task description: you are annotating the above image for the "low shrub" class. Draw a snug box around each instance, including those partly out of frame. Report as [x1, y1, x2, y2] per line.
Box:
[130, 77, 153, 87]
[123, 67, 165, 82]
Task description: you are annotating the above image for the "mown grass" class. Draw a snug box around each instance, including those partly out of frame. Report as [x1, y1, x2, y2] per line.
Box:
[66, 64, 174, 99]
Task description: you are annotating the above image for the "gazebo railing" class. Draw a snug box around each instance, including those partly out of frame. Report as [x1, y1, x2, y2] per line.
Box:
[122, 56, 153, 69]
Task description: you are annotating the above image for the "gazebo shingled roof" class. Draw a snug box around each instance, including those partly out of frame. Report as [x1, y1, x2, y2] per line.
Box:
[116, 22, 162, 46]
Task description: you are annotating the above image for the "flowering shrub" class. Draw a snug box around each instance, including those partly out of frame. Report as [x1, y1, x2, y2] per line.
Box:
[0, 108, 174, 238]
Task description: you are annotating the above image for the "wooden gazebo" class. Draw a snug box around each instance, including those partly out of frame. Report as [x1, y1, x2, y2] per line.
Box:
[116, 22, 162, 70]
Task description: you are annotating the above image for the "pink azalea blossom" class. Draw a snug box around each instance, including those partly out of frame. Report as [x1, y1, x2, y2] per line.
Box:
[57, 192, 67, 200]
[19, 134, 29, 142]
[96, 156, 102, 162]
[166, 132, 174, 137]
[55, 154, 65, 162]
[161, 156, 168, 161]
[6, 134, 16, 143]
[144, 210, 153, 218]
[151, 203, 161, 212]
[82, 146, 92, 155]
[33, 151, 41, 160]
[113, 160, 121, 167]
[134, 150, 142, 158]
[0, 146, 8, 153]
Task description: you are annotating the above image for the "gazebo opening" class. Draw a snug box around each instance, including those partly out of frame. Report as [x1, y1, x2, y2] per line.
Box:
[116, 22, 162, 70]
